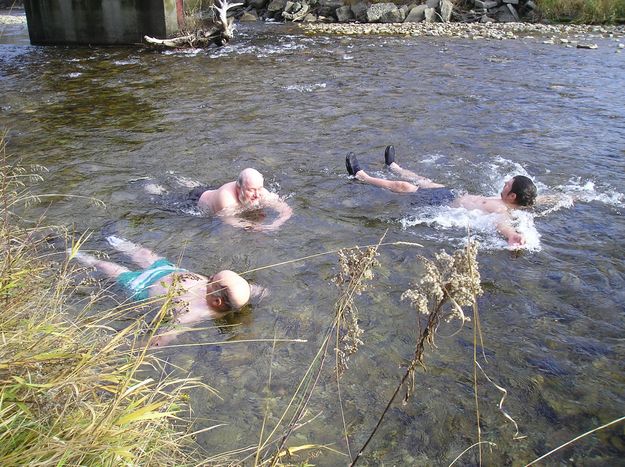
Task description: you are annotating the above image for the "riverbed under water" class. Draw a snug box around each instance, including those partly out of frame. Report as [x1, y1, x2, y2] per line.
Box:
[2, 17, 625, 465]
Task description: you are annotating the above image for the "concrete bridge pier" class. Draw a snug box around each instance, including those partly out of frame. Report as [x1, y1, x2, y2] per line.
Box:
[23, 0, 191, 45]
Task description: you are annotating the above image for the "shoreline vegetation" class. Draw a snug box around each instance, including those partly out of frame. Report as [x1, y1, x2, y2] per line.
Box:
[0, 149, 209, 465]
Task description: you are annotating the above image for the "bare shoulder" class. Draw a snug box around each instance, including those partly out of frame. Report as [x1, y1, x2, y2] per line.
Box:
[202, 182, 238, 213]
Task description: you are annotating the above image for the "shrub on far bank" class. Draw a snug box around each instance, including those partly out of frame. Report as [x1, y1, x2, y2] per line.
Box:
[537, 0, 625, 23]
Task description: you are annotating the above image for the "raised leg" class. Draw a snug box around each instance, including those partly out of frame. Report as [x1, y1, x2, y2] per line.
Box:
[383, 145, 445, 188]
[346, 152, 419, 193]
[70, 251, 130, 279]
[106, 236, 163, 268]
[355, 170, 419, 193]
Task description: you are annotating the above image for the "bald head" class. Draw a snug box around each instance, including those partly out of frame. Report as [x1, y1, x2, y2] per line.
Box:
[207, 270, 251, 312]
[236, 168, 264, 209]
[237, 168, 264, 188]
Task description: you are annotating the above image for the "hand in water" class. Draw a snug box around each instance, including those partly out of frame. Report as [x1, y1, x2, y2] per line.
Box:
[507, 233, 525, 248]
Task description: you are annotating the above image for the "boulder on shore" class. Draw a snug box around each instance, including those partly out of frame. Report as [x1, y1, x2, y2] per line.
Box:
[366, 3, 402, 23]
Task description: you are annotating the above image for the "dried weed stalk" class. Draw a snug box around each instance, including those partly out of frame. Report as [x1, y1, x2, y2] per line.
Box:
[262, 240, 384, 466]
[333, 246, 380, 376]
[351, 240, 482, 466]
[400, 241, 482, 400]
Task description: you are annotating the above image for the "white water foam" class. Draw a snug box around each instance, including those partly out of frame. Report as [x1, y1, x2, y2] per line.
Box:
[112, 60, 138, 66]
[400, 205, 541, 252]
[558, 178, 624, 206]
[283, 83, 327, 93]
[209, 41, 306, 59]
[534, 177, 624, 217]
[163, 48, 202, 57]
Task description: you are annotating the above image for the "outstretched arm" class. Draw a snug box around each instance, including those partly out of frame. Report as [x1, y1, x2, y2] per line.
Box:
[258, 190, 292, 231]
[496, 215, 525, 247]
[219, 214, 265, 231]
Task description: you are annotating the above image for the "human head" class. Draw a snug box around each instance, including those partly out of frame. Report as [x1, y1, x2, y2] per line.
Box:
[205, 270, 251, 312]
[501, 175, 537, 207]
[235, 168, 264, 209]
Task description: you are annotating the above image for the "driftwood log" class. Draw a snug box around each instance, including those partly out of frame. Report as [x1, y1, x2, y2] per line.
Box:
[144, 0, 242, 48]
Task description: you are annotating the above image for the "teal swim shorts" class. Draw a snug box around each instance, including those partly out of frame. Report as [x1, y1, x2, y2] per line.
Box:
[117, 259, 187, 300]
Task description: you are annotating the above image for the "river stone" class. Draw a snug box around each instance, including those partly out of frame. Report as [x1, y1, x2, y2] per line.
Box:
[366, 3, 401, 23]
[440, 0, 453, 22]
[267, 0, 288, 12]
[502, 0, 519, 4]
[426, 0, 439, 7]
[303, 13, 318, 21]
[405, 4, 426, 22]
[318, 0, 344, 17]
[424, 6, 436, 22]
[475, 0, 498, 8]
[507, 3, 520, 20]
[381, 7, 403, 23]
[351, 1, 368, 21]
[249, 0, 268, 9]
[336, 5, 355, 22]
[491, 4, 516, 22]
[239, 10, 259, 21]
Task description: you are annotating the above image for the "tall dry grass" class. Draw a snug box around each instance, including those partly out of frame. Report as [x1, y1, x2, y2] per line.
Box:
[0, 136, 210, 466]
[537, 0, 625, 23]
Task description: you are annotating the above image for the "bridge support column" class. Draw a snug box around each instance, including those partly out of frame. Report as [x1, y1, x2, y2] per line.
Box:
[23, 0, 190, 45]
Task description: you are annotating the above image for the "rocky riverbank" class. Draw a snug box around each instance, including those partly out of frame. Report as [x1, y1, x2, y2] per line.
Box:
[241, 0, 540, 24]
[2, 5, 624, 50]
[300, 21, 625, 44]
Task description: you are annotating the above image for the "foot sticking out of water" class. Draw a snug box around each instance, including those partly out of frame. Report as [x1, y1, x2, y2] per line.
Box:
[384, 145, 395, 166]
[345, 152, 362, 176]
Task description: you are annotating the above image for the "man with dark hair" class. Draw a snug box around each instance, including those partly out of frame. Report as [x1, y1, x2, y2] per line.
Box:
[345, 146, 538, 246]
[69, 236, 258, 346]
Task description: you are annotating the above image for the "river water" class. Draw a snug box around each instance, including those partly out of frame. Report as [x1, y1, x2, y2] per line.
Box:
[2, 16, 625, 465]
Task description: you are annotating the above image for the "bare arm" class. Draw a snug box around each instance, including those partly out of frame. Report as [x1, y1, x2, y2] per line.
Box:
[496, 214, 525, 247]
[219, 213, 265, 230]
[258, 190, 292, 231]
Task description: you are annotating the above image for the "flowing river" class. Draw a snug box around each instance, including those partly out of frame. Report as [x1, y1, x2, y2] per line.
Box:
[2, 14, 625, 465]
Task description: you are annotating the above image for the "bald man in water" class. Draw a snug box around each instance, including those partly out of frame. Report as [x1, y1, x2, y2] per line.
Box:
[195, 168, 292, 231]
[69, 236, 254, 347]
[346, 146, 538, 247]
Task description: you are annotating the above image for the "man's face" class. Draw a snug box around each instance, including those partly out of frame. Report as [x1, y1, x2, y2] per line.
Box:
[500, 178, 516, 204]
[238, 177, 263, 209]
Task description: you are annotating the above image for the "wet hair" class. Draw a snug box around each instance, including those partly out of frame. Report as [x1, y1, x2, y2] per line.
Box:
[217, 287, 233, 311]
[212, 283, 251, 311]
[510, 175, 537, 206]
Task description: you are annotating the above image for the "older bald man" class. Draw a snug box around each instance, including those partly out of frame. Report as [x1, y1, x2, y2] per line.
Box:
[195, 168, 292, 231]
[70, 236, 254, 347]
